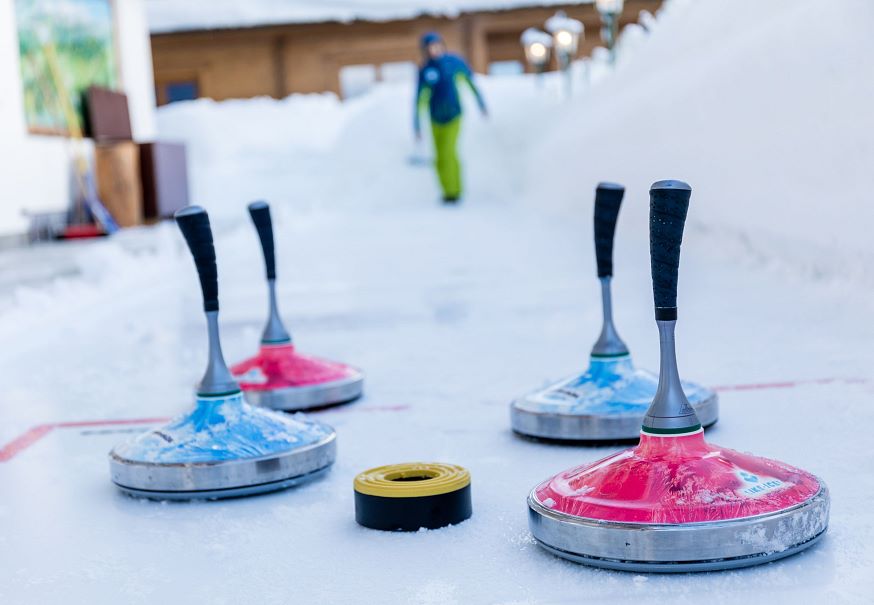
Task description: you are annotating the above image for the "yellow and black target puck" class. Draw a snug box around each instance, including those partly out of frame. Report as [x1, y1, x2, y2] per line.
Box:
[353, 462, 472, 531]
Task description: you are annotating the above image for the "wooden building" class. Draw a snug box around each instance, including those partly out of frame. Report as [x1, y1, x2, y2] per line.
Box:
[150, 1, 661, 105]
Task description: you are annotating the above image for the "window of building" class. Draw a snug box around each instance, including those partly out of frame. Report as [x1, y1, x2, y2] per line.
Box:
[488, 61, 524, 76]
[162, 81, 199, 104]
[381, 61, 417, 84]
[339, 65, 378, 99]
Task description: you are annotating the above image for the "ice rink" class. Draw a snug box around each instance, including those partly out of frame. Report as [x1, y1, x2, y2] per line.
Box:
[1, 197, 872, 603]
[2, 0, 873, 602]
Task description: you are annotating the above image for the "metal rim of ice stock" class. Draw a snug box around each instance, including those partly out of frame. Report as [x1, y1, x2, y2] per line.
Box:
[109, 431, 336, 500]
[242, 370, 365, 411]
[527, 482, 829, 572]
[509, 392, 719, 441]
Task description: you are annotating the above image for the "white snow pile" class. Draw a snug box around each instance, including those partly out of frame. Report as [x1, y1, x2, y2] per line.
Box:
[156, 0, 874, 289]
[530, 0, 874, 287]
[145, 0, 594, 33]
[155, 74, 546, 227]
[155, 92, 354, 220]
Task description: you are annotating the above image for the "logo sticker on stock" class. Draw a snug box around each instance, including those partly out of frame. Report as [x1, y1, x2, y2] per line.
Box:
[734, 468, 786, 498]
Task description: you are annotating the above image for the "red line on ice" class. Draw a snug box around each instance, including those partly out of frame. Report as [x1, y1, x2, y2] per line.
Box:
[55, 417, 171, 429]
[0, 417, 168, 463]
[0, 424, 55, 462]
[712, 377, 867, 392]
[0, 405, 411, 463]
[4, 379, 861, 463]
[325, 404, 411, 414]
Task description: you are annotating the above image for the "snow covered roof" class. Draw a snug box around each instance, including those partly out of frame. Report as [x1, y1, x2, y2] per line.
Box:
[146, 0, 594, 34]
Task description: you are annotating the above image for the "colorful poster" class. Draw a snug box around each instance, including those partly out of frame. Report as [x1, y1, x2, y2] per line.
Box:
[15, 0, 117, 135]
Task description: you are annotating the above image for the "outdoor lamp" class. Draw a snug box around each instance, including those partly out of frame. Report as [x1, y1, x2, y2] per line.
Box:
[595, 0, 625, 13]
[545, 11, 583, 63]
[595, 0, 624, 63]
[521, 28, 553, 73]
[544, 11, 583, 96]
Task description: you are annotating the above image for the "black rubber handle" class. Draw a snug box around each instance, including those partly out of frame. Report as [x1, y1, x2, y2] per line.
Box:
[175, 206, 219, 312]
[248, 201, 276, 280]
[593, 182, 625, 278]
[649, 180, 691, 321]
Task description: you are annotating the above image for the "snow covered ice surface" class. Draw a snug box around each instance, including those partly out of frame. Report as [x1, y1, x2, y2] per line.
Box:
[2, 0, 874, 603]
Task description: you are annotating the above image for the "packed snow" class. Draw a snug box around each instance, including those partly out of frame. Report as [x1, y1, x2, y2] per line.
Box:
[146, 0, 595, 33]
[1, 0, 873, 602]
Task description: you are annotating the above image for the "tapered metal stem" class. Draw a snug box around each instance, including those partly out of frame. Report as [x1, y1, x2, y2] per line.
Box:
[559, 53, 572, 98]
[198, 311, 239, 396]
[261, 279, 292, 344]
[591, 277, 628, 357]
[601, 12, 619, 64]
[642, 320, 700, 433]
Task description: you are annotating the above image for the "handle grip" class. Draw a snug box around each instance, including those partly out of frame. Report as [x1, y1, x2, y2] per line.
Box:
[593, 182, 625, 278]
[248, 201, 276, 280]
[649, 180, 691, 320]
[175, 206, 219, 312]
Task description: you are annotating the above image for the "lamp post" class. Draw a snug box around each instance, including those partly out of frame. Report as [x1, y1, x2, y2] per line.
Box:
[545, 11, 583, 97]
[521, 28, 552, 83]
[595, 0, 624, 64]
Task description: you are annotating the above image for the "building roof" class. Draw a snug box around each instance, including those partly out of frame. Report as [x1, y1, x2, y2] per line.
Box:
[146, 0, 594, 34]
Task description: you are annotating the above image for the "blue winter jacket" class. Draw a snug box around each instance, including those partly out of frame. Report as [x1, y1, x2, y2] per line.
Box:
[414, 53, 486, 132]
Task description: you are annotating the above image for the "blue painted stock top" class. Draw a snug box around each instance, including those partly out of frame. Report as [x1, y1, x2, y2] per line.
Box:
[113, 392, 333, 463]
[518, 355, 713, 416]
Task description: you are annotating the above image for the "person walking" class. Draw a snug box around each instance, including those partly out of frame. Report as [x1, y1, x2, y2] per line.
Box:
[414, 32, 487, 203]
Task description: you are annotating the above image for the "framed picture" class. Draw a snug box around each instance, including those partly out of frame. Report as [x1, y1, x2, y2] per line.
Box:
[15, 0, 118, 136]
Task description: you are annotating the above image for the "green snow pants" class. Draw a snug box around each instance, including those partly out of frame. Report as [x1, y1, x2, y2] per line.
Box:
[431, 117, 462, 199]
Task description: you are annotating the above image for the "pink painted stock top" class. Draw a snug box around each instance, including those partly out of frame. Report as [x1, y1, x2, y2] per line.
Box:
[232, 344, 354, 391]
[534, 430, 822, 524]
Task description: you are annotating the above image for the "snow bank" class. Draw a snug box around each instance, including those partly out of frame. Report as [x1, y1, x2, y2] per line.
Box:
[157, 93, 348, 161]
[155, 76, 549, 225]
[155, 0, 874, 287]
[156, 94, 353, 223]
[146, 0, 594, 33]
[531, 0, 874, 286]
